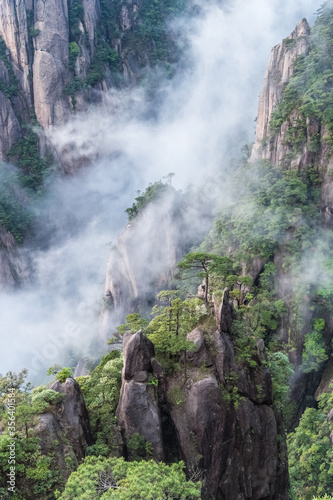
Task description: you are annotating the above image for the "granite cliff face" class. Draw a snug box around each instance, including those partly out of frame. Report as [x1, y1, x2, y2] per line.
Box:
[100, 201, 186, 335]
[0, 0, 170, 162]
[34, 377, 93, 482]
[250, 16, 333, 427]
[100, 188, 212, 339]
[251, 18, 310, 164]
[116, 289, 289, 500]
[0, 222, 29, 287]
[0, 0, 185, 289]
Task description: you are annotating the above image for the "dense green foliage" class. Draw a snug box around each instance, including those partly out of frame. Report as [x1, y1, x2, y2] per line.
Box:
[0, 36, 19, 99]
[76, 351, 123, 457]
[0, 371, 69, 499]
[203, 161, 319, 263]
[46, 366, 75, 383]
[270, 2, 333, 151]
[0, 165, 33, 243]
[288, 387, 333, 499]
[146, 290, 206, 361]
[130, 0, 187, 65]
[125, 181, 174, 221]
[113, 313, 149, 337]
[56, 456, 201, 499]
[7, 132, 53, 191]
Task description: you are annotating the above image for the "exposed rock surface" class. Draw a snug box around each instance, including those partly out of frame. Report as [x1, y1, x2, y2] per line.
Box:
[0, 0, 32, 103]
[0, 222, 30, 287]
[33, 0, 71, 128]
[33, 377, 93, 481]
[116, 331, 164, 461]
[100, 193, 206, 339]
[251, 18, 310, 163]
[0, 60, 22, 159]
[249, 17, 333, 428]
[116, 289, 289, 500]
[50, 377, 93, 461]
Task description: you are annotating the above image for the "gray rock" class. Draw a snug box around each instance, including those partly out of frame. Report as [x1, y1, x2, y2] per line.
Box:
[0, 221, 30, 288]
[35, 412, 77, 477]
[50, 377, 93, 461]
[123, 330, 155, 380]
[82, 0, 101, 48]
[0, 91, 22, 161]
[116, 330, 164, 461]
[0, 0, 32, 104]
[182, 328, 213, 368]
[33, 0, 71, 128]
[251, 18, 310, 163]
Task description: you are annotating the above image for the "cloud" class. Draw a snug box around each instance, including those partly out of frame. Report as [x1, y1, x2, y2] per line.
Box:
[0, 0, 320, 382]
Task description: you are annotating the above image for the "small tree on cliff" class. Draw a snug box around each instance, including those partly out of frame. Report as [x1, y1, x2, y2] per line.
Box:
[177, 252, 233, 305]
[146, 291, 206, 376]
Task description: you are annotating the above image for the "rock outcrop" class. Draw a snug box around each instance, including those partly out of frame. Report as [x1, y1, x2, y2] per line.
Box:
[116, 330, 164, 461]
[0, 61, 22, 160]
[116, 289, 289, 500]
[0, 222, 29, 288]
[34, 377, 93, 479]
[101, 203, 184, 332]
[33, 0, 71, 129]
[251, 18, 310, 163]
[50, 377, 93, 462]
[99, 189, 210, 339]
[249, 17, 333, 428]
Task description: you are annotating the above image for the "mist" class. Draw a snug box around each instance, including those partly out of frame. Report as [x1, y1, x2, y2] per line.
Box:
[0, 0, 320, 383]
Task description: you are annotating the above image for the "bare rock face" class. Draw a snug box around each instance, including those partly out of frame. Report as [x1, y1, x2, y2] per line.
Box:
[50, 377, 93, 461]
[35, 412, 78, 477]
[33, 377, 92, 483]
[183, 328, 213, 368]
[0, 222, 30, 288]
[33, 0, 71, 128]
[116, 291, 288, 499]
[0, 91, 22, 161]
[0, 0, 32, 104]
[82, 0, 101, 49]
[100, 195, 189, 338]
[251, 18, 310, 163]
[116, 331, 164, 461]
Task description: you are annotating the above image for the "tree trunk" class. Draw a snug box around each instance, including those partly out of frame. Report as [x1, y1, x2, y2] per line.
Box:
[204, 275, 209, 306]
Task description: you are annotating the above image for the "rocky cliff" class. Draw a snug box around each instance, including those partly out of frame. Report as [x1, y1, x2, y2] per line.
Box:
[34, 377, 93, 480]
[0, 0, 180, 161]
[100, 186, 212, 339]
[251, 18, 310, 164]
[0, 221, 29, 287]
[0, 0, 187, 290]
[250, 12, 333, 427]
[116, 289, 289, 500]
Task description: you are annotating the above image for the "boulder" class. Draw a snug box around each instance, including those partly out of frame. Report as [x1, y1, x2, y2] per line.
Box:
[116, 331, 164, 461]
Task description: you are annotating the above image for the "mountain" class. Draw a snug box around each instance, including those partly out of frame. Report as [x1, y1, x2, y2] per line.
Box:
[2, 1, 333, 500]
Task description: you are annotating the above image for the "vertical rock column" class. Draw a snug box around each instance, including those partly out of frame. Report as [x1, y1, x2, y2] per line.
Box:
[116, 330, 165, 461]
[33, 0, 71, 128]
[251, 18, 310, 163]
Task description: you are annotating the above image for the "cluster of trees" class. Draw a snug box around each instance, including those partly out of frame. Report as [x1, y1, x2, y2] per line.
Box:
[271, 2, 333, 150]
[55, 457, 200, 499]
[288, 387, 333, 499]
[0, 370, 67, 498]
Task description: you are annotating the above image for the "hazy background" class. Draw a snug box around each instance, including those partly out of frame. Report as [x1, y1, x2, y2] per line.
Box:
[0, 0, 320, 382]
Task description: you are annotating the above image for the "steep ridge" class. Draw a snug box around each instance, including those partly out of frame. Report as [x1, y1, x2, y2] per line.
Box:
[100, 184, 212, 337]
[251, 18, 310, 164]
[0, 0, 185, 288]
[0, 221, 29, 287]
[116, 289, 289, 500]
[250, 11, 333, 426]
